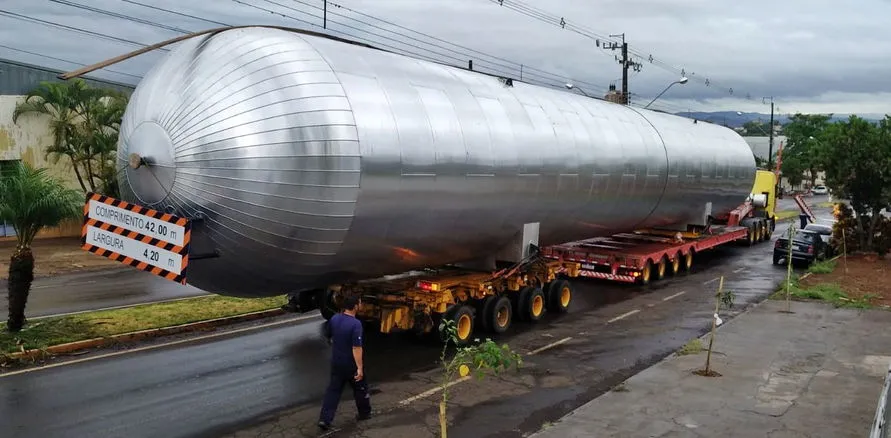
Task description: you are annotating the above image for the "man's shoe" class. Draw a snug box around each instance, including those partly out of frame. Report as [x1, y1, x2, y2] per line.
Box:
[318, 420, 331, 430]
[357, 412, 372, 421]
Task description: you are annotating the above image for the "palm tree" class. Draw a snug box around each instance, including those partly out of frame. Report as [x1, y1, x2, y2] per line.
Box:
[13, 79, 91, 192]
[0, 162, 82, 332]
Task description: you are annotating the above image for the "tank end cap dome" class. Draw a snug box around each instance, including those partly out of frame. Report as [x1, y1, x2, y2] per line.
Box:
[125, 122, 177, 205]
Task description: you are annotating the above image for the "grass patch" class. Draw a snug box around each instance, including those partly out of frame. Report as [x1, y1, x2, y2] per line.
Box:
[677, 338, 703, 356]
[808, 259, 837, 274]
[774, 277, 875, 310]
[775, 210, 801, 220]
[815, 201, 835, 208]
[0, 295, 285, 354]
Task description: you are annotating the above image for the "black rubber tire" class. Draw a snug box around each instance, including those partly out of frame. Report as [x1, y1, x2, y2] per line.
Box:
[477, 295, 496, 332]
[669, 254, 681, 276]
[655, 257, 668, 281]
[546, 279, 572, 313]
[513, 286, 535, 322]
[638, 260, 653, 285]
[318, 289, 337, 321]
[487, 295, 513, 334]
[681, 251, 694, 273]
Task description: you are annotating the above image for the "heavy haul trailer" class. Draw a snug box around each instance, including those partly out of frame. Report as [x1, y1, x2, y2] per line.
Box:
[302, 169, 778, 345]
[68, 27, 767, 346]
[543, 169, 779, 285]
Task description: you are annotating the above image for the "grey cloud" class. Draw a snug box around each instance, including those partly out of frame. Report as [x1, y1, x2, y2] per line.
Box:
[1, 0, 889, 114]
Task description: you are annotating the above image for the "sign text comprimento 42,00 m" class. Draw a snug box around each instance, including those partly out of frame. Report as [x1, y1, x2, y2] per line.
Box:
[88, 199, 186, 247]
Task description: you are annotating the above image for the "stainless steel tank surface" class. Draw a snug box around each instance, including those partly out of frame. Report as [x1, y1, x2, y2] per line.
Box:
[117, 27, 755, 297]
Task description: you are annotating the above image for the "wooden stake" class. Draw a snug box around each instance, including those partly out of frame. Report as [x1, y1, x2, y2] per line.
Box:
[704, 276, 724, 374]
[785, 225, 795, 313]
[842, 227, 848, 275]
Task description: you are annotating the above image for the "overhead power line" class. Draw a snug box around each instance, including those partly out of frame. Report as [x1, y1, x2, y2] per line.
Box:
[486, 0, 769, 105]
[0, 44, 142, 80]
[0, 9, 169, 52]
[35, 0, 610, 95]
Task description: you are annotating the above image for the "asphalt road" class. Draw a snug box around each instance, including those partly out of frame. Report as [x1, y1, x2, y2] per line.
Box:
[0, 268, 207, 318]
[0, 209, 837, 438]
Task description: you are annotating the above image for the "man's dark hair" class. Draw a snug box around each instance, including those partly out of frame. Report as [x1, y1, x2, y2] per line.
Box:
[341, 295, 360, 311]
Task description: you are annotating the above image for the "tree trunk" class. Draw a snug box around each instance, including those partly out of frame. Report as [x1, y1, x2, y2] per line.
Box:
[7, 247, 35, 332]
[857, 214, 869, 250]
[69, 155, 88, 193]
[867, 212, 882, 250]
[84, 157, 97, 192]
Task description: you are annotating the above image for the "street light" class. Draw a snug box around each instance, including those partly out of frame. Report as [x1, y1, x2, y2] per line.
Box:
[564, 83, 590, 97]
[644, 77, 688, 109]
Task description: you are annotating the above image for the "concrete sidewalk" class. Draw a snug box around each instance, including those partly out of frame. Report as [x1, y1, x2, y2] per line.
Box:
[530, 299, 891, 438]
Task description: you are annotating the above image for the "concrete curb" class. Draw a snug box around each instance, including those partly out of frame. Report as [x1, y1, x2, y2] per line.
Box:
[4, 307, 286, 361]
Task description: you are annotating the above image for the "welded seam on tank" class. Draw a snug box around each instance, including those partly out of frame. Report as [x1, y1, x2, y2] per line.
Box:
[174, 173, 358, 205]
[163, 42, 331, 137]
[169, 76, 344, 146]
[163, 182, 351, 233]
[625, 107, 672, 231]
[156, 32, 261, 129]
[307, 35, 402, 250]
[164, 34, 362, 257]
[174, 119, 358, 157]
[174, 167, 359, 187]
[165, 190, 340, 258]
[159, 35, 301, 132]
[169, 62, 340, 145]
[170, 178, 354, 219]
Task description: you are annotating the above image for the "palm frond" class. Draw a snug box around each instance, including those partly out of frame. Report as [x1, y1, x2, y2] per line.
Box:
[0, 161, 84, 248]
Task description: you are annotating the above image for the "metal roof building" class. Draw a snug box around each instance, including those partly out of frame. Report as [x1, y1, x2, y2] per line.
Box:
[0, 58, 135, 95]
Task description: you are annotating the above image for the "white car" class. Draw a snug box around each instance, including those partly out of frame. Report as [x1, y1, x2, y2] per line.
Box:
[812, 185, 829, 195]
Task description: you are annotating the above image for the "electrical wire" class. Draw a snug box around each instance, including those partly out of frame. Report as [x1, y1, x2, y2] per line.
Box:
[280, 0, 609, 93]
[0, 9, 169, 52]
[0, 44, 142, 80]
[47, 0, 191, 34]
[486, 0, 773, 107]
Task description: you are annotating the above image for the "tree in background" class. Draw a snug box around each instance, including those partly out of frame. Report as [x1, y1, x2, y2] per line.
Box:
[13, 79, 129, 198]
[779, 152, 807, 189]
[821, 115, 891, 252]
[0, 162, 82, 332]
[781, 113, 832, 187]
[741, 120, 774, 137]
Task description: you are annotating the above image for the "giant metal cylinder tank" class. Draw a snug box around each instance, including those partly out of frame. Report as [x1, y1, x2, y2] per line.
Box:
[117, 27, 756, 297]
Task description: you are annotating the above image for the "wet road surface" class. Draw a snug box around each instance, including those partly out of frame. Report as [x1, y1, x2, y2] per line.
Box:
[0, 268, 207, 318]
[0, 214, 832, 438]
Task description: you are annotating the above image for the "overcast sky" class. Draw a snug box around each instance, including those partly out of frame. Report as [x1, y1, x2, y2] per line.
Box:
[1, 0, 889, 116]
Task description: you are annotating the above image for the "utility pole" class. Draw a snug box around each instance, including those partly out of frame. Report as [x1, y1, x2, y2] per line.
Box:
[608, 33, 642, 105]
[763, 96, 774, 169]
[323, 0, 327, 29]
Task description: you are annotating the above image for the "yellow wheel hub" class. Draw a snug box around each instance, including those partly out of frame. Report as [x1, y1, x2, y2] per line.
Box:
[658, 260, 666, 277]
[457, 314, 472, 340]
[560, 286, 571, 307]
[672, 257, 680, 273]
[531, 294, 544, 317]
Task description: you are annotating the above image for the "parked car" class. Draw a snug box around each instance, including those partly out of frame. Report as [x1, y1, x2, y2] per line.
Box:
[803, 223, 835, 258]
[773, 229, 830, 266]
[812, 185, 829, 195]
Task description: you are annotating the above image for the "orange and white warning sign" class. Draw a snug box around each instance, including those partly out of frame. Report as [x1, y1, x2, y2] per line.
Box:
[81, 192, 191, 284]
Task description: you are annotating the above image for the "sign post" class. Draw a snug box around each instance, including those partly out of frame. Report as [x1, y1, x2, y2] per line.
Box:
[80, 192, 191, 284]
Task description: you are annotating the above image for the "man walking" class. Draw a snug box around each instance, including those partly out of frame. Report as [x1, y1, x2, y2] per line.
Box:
[318, 295, 372, 430]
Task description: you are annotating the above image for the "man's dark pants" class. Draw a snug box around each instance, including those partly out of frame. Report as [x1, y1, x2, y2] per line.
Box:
[319, 363, 371, 424]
